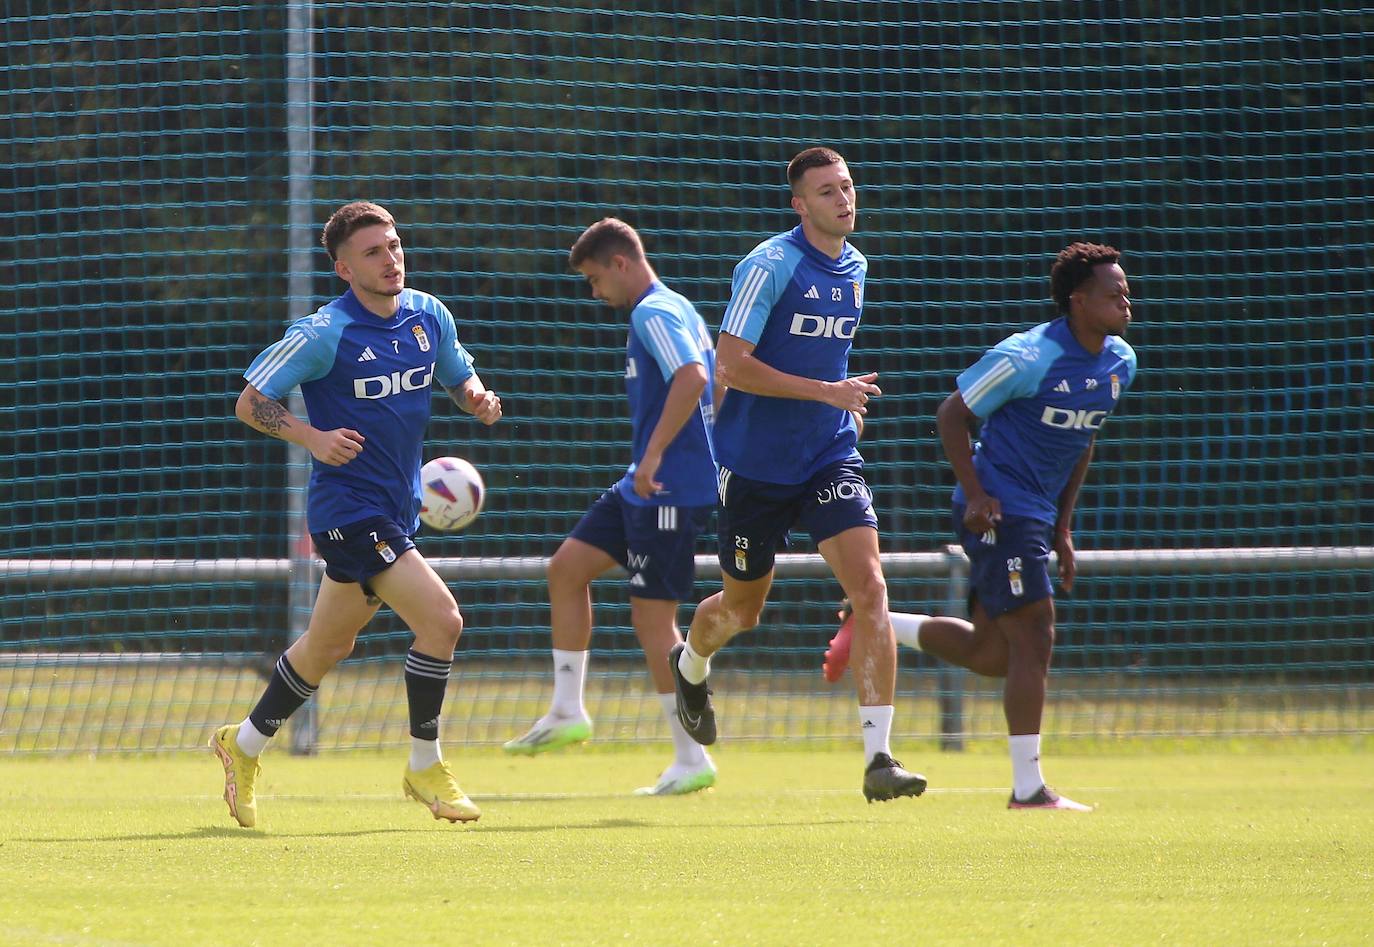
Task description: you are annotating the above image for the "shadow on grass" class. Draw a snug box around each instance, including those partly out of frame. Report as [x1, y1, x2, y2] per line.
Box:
[13, 816, 859, 843]
[473, 818, 858, 834]
[12, 825, 441, 843]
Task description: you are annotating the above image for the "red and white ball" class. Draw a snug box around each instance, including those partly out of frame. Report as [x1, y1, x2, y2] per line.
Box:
[418, 456, 485, 531]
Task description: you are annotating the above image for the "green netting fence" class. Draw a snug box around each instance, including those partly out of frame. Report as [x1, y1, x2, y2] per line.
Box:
[2, 2, 1371, 753]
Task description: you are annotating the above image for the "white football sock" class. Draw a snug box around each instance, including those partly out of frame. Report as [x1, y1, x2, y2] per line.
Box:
[860, 704, 894, 764]
[235, 718, 271, 758]
[1009, 733, 1045, 800]
[658, 693, 707, 766]
[409, 736, 443, 771]
[677, 638, 711, 685]
[550, 648, 589, 718]
[891, 612, 929, 651]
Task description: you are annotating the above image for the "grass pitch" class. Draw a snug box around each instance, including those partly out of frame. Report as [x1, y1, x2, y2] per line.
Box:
[1, 744, 1370, 946]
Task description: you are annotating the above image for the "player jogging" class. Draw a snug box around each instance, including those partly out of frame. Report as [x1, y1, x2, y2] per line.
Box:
[210, 201, 502, 827]
[824, 242, 1136, 810]
[504, 218, 718, 796]
[669, 147, 927, 802]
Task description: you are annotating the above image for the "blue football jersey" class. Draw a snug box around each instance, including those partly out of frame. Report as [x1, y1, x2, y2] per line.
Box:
[616, 281, 717, 507]
[243, 288, 476, 534]
[713, 225, 866, 485]
[953, 317, 1138, 524]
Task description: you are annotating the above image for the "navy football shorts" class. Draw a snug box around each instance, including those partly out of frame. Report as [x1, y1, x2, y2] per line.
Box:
[569, 487, 713, 602]
[953, 503, 1055, 618]
[716, 459, 879, 582]
[313, 514, 415, 596]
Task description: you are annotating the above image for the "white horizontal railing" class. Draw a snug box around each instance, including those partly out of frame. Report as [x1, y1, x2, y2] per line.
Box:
[4, 546, 1373, 584]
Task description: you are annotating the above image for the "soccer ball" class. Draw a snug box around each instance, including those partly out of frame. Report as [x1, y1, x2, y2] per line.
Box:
[418, 456, 485, 531]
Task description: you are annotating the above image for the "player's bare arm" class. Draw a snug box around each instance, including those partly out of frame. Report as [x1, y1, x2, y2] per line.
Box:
[935, 390, 1000, 532]
[444, 374, 502, 426]
[235, 383, 364, 466]
[634, 362, 709, 498]
[1052, 437, 1095, 591]
[715, 332, 880, 412]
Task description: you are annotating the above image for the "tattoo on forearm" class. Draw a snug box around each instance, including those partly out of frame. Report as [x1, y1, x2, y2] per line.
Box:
[444, 385, 467, 410]
[251, 396, 290, 436]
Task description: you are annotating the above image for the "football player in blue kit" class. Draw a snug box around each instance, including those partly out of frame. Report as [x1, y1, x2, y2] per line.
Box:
[503, 218, 720, 797]
[824, 242, 1136, 810]
[210, 202, 502, 827]
[668, 147, 928, 803]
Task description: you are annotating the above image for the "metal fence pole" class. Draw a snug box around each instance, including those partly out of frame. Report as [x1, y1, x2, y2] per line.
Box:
[285, 0, 318, 755]
[939, 545, 968, 751]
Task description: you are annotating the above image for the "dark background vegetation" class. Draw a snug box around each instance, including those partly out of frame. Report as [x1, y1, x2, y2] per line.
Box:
[3, 2, 1371, 677]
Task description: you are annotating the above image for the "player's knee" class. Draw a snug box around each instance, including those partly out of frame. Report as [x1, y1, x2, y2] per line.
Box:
[443, 607, 464, 646]
[846, 573, 889, 627]
[546, 552, 573, 589]
[719, 596, 765, 633]
[547, 549, 597, 599]
[417, 606, 463, 652]
[316, 636, 357, 669]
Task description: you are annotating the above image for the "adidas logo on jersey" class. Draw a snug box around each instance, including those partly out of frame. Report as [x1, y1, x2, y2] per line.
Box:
[1054, 378, 1071, 393]
[358, 347, 378, 362]
[804, 285, 821, 299]
[629, 573, 647, 587]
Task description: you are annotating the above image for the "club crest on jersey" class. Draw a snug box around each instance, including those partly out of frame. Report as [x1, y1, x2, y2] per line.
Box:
[765, 245, 785, 261]
[375, 541, 397, 564]
[1111, 374, 1120, 399]
[852, 280, 863, 309]
[412, 325, 431, 352]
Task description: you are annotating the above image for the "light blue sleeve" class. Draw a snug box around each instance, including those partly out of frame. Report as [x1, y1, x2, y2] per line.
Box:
[718, 245, 793, 345]
[1112, 338, 1139, 392]
[956, 333, 1053, 418]
[632, 303, 707, 381]
[432, 300, 476, 388]
[242, 315, 338, 400]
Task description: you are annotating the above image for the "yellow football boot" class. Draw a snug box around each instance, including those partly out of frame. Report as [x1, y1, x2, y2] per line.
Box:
[403, 760, 481, 823]
[209, 724, 261, 828]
